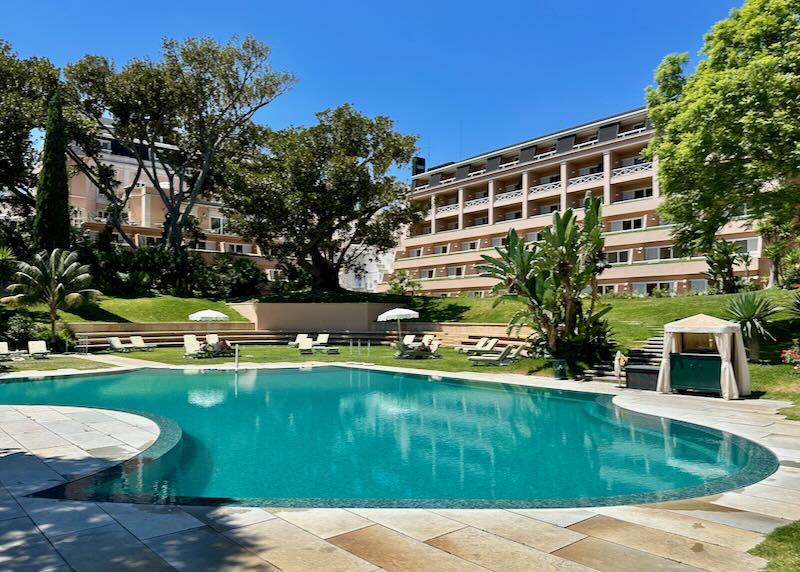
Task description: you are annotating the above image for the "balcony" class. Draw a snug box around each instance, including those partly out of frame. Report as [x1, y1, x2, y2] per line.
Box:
[436, 203, 459, 215]
[611, 161, 653, 178]
[573, 139, 598, 151]
[466, 169, 486, 179]
[568, 172, 604, 186]
[440, 176, 456, 185]
[415, 183, 429, 192]
[497, 159, 519, 171]
[530, 181, 561, 194]
[617, 125, 647, 139]
[464, 196, 490, 209]
[495, 189, 523, 203]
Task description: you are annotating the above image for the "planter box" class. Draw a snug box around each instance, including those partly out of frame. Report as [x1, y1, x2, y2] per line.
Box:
[626, 365, 660, 391]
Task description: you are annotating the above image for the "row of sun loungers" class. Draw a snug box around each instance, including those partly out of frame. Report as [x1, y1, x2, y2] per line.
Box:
[108, 336, 156, 353]
[289, 334, 340, 355]
[0, 341, 51, 360]
[184, 334, 235, 359]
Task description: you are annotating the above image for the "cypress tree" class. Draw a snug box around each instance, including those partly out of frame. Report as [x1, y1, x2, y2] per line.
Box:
[33, 92, 71, 252]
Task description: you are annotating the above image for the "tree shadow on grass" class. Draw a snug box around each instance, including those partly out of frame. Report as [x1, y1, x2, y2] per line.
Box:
[63, 304, 130, 323]
[407, 297, 470, 322]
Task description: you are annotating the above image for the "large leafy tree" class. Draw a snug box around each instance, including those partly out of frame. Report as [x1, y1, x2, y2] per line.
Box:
[1, 249, 97, 345]
[221, 104, 427, 291]
[479, 193, 613, 367]
[646, 0, 800, 272]
[33, 93, 71, 251]
[0, 40, 59, 212]
[63, 36, 294, 246]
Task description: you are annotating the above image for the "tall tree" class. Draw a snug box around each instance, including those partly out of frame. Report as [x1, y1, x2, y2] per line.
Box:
[33, 93, 72, 251]
[0, 40, 59, 213]
[221, 104, 427, 291]
[64, 36, 294, 246]
[646, 0, 800, 268]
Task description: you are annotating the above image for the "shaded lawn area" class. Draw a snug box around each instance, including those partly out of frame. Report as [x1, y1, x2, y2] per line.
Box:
[119, 345, 552, 375]
[55, 295, 247, 323]
[1, 356, 113, 372]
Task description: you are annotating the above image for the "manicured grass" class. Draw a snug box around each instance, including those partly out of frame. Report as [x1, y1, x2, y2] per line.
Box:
[751, 521, 800, 572]
[2, 356, 113, 372]
[123, 345, 552, 375]
[52, 295, 247, 323]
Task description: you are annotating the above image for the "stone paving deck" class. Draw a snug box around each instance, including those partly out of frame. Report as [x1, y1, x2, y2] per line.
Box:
[0, 360, 797, 570]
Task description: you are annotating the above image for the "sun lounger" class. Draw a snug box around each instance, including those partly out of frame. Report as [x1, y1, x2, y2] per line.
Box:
[468, 344, 516, 366]
[298, 338, 314, 355]
[409, 334, 435, 349]
[288, 334, 309, 347]
[397, 340, 442, 359]
[455, 337, 489, 353]
[466, 338, 499, 355]
[27, 340, 51, 359]
[311, 334, 329, 347]
[206, 333, 220, 346]
[130, 336, 156, 351]
[184, 335, 211, 359]
[108, 337, 134, 353]
[402, 334, 416, 346]
[0, 342, 11, 361]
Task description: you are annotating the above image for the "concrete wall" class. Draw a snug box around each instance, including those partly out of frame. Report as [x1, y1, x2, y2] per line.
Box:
[227, 302, 400, 332]
[68, 321, 255, 334]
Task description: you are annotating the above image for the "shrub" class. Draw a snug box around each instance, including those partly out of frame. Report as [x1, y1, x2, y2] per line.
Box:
[2, 314, 38, 348]
[725, 291, 782, 362]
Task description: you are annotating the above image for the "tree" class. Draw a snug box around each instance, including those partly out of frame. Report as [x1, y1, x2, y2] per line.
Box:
[725, 291, 782, 361]
[63, 36, 294, 247]
[0, 40, 59, 213]
[387, 270, 421, 296]
[478, 192, 613, 370]
[0, 246, 16, 285]
[1, 250, 97, 345]
[646, 0, 800, 261]
[221, 104, 428, 291]
[33, 93, 72, 252]
[704, 240, 741, 293]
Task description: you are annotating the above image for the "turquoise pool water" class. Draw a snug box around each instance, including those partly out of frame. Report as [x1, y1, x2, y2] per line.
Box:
[1, 366, 777, 508]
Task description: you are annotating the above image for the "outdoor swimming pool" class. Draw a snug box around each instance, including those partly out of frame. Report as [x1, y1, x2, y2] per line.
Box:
[1, 366, 778, 508]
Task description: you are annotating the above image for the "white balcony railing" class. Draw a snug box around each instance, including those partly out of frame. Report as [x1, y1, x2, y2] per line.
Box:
[617, 126, 647, 139]
[530, 181, 561, 194]
[436, 203, 459, 215]
[568, 172, 604, 186]
[611, 162, 653, 178]
[414, 184, 429, 192]
[533, 150, 557, 161]
[495, 189, 523, 203]
[573, 139, 598, 150]
[498, 159, 519, 170]
[464, 196, 490, 208]
[466, 169, 486, 179]
[440, 177, 456, 185]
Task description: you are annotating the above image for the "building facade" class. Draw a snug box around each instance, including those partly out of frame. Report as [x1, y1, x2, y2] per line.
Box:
[383, 108, 765, 297]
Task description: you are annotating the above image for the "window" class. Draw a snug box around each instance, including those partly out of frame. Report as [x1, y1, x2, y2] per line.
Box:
[70, 207, 85, 227]
[472, 215, 489, 226]
[527, 231, 543, 242]
[541, 203, 560, 214]
[421, 269, 435, 279]
[467, 291, 485, 298]
[444, 221, 459, 231]
[620, 187, 653, 201]
[473, 190, 489, 199]
[447, 266, 464, 278]
[408, 248, 422, 258]
[421, 226, 432, 234]
[606, 250, 630, 264]
[576, 164, 603, 176]
[730, 238, 759, 254]
[503, 183, 521, 193]
[504, 210, 522, 221]
[621, 155, 647, 167]
[689, 279, 708, 292]
[539, 174, 560, 184]
[142, 236, 159, 247]
[598, 284, 618, 295]
[227, 243, 244, 254]
[267, 268, 285, 281]
[210, 216, 225, 234]
[434, 245, 449, 255]
[193, 241, 208, 251]
[492, 237, 507, 248]
[632, 281, 676, 296]
[610, 217, 643, 232]
[462, 241, 479, 251]
[644, 246, 676, 261]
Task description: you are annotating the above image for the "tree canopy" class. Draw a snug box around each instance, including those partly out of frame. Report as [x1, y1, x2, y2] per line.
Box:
[646, 0, 800, 255]
[64, 35, 294, 246]
[221, 104, 427, 291]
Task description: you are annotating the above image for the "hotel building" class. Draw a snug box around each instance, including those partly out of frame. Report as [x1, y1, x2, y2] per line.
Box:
[384, 108, 765, 297]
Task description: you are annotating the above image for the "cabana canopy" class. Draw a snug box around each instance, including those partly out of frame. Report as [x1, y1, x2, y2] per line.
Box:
[656, 314, 750, 400]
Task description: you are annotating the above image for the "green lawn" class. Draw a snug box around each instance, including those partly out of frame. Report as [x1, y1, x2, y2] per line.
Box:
[124, 344, 552, 375]
[2, 355, 113, 372]
[752, 521, 800, 572]
[52, 295, 247, 323]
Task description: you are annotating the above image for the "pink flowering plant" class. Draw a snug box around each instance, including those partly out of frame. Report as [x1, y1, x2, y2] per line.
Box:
[781, 339, 800, 373]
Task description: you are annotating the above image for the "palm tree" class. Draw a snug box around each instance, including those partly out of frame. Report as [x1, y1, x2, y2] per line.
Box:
[0, 246, 17, 286]
[1, 249, 98, 346]
[724, 291, 782, 362]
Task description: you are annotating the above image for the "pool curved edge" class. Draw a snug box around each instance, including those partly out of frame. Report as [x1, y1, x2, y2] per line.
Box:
[9, 365, 782, 510]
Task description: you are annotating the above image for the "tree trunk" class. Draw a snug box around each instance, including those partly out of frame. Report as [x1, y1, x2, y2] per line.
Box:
[308, 251, 342, 291]
[748, 337, 761, 363]
[50, 304, 58, 348]
[768, 256, 781, 288]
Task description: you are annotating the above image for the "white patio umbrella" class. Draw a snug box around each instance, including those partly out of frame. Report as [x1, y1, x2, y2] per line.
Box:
[377, 307, 419, 340]
[188, 309, 230, 322]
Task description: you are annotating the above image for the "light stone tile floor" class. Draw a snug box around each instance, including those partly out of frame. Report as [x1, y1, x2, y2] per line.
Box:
[0, 359, 798, 570]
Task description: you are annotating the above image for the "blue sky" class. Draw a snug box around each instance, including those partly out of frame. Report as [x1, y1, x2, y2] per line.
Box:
[3, 0, 738, 177]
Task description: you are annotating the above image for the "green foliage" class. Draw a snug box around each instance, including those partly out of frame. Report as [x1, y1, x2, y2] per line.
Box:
[1, 249, 98, 344]
[478, 192, 614, 367]
[64, 35, 294, 246]
[0, 246, 16, 285]
[704, 240, 742, 293]
[646, 0, 800, 255]
[33, 93, 71, 252]
[2, 314, 38, 347]
[791, 291, 800, 319]
[0, 40, 59, 213]
[220, 104, 426, 291]
[751, 520, 800, 571]
[387, 270, 421, 296]
[725, 291, 783, 361]
[193, 253, 267, 299]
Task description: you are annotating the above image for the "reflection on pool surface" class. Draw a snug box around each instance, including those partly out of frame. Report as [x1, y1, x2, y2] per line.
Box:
[1, 366, 777, 508]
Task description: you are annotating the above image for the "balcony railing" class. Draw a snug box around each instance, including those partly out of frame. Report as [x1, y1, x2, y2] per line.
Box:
[568, 172, 604, 186]
[415, 184, 429, 191]
[611, 162, 653, 178]
[530, 181, 561, 194]
[495, 189, 523, 203]
[498, 159, 519, 170]
[573, 139, 598, 150]
[440, 177, 456, 185]
[466, 169, 486, 179]
[533, 150, 557, 161]
[464, 196, 490, 208]
[617, 126, 647, 139]
[436, 203, 459, 215]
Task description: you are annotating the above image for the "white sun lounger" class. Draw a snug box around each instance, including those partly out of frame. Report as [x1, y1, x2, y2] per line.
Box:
[108, 337, 134, 353]
[469, 344, 515, 366]
[288, 334, 309, 347]
[27, 340, 51, 359]
[455, 337, 489, 353]
[130, 336, 156, 351]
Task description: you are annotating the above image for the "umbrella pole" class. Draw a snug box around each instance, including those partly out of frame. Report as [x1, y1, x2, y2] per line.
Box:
[397, 318, 401, 344]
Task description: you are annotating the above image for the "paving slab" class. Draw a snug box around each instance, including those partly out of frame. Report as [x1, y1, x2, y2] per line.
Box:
[17, 497, 113, 539]
[349, 508, 466, 541]
[273, 508, 373, 539]
[98, 502, 205, 540]
[553, 536, 704, 572]
[179, 505, 275, 532]
[0, 516, 70, 572]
